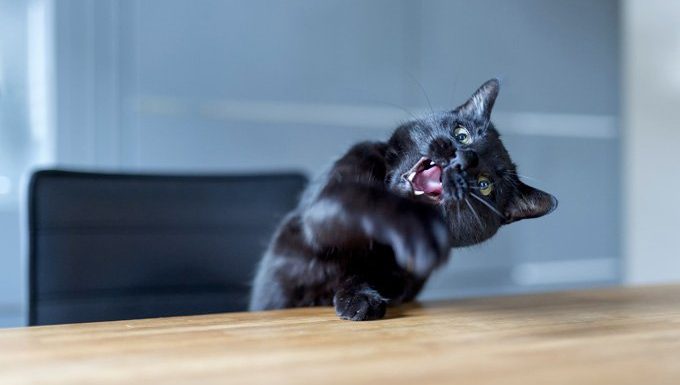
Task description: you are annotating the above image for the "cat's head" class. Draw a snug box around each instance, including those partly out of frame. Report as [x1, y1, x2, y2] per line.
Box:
[386, 79, 558, 247]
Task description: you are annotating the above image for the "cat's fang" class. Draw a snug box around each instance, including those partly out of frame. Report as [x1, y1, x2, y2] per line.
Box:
[407, 172, 416, 182]
[414, 190, 425, 195]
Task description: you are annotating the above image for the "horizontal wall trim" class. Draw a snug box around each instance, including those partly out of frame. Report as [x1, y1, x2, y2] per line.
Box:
[134, 96, 618, 139]
[421, 258, 619, 300]
[512, 258, 619, 286]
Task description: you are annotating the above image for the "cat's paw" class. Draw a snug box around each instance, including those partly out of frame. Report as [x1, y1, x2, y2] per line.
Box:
[333, 287, 387, 321]
[387, 207, 450, 277]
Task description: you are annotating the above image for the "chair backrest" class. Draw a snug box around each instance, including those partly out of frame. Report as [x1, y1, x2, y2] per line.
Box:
[28, 170, 306, 326]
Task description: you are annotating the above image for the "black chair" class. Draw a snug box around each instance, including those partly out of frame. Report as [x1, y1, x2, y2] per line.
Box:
[28, 170, 306, 326]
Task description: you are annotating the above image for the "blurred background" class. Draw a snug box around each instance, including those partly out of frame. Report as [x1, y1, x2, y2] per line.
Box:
[1, 0, 678, 327]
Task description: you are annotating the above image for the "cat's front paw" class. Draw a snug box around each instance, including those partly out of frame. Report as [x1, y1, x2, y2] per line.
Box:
[333, 287, 387, 321]
[387, 207, 450, 277]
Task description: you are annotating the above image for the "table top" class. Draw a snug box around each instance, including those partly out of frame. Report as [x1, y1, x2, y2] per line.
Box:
[1, 285, 679, 385]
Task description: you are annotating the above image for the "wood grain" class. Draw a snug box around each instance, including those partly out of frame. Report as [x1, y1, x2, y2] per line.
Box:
[1, 285, 680, 385]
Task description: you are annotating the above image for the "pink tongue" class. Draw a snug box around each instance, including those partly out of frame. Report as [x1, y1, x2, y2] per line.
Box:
[413, 166, 443, 194]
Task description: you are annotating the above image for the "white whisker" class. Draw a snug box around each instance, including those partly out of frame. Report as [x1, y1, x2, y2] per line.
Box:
[470, 192, 505, 219]
[456, 200, 461, 228]
[464, 198, 484, 229]
[506, 171, 541, 183]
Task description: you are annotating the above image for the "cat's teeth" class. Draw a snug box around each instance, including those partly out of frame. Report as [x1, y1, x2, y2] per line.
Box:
[408, 172, 416, 182]
[414, 190, 425, 195]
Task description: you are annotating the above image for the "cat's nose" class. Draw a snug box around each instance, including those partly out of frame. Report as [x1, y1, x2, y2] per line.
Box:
[451, 150, 478, 171]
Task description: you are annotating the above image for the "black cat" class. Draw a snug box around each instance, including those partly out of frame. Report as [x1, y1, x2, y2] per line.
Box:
[250, 79, 557, 320]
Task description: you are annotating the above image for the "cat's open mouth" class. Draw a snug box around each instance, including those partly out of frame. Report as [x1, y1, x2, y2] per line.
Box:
[403, 157, 443, 202]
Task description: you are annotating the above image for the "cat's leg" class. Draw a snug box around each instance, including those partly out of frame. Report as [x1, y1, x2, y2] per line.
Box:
[333, 277, 387, 321]
[249, 251, 291, 311]
[250, 213, 339, 311]
[303, 183, 450, 278]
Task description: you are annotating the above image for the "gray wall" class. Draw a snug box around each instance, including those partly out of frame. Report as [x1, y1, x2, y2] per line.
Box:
[623, 0, 680, 283]
[0, 0, 621, 326]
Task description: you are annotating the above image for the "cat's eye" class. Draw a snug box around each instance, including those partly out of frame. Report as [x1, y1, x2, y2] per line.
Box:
[453, 126, 473, 145]
[478, 175, 493, 196]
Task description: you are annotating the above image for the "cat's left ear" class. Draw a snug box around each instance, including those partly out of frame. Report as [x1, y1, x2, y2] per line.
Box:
[503, 181, 558, 224]
[455, 78, 500, 122]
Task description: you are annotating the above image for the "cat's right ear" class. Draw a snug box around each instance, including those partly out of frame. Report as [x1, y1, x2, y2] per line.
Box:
[503, 181, 558, 224]
[454, 78, 500, 122]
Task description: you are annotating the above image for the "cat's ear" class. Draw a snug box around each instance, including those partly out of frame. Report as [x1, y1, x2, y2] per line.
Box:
[503, 181, 558, 224]
[455, 78, 500, 122]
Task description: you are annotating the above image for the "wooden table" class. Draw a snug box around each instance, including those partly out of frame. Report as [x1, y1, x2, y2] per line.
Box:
[1, 285, 679, 385]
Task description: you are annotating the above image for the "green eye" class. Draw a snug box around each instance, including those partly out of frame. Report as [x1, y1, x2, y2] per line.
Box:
[478, 175, 493, 196]
[453, 126, 473, 145]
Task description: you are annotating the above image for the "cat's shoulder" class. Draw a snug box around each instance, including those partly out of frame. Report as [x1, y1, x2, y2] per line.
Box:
[339, 140, 389, 165]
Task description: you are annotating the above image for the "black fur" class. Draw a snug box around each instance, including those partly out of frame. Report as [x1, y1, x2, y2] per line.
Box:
[250, 79, 557, 320]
